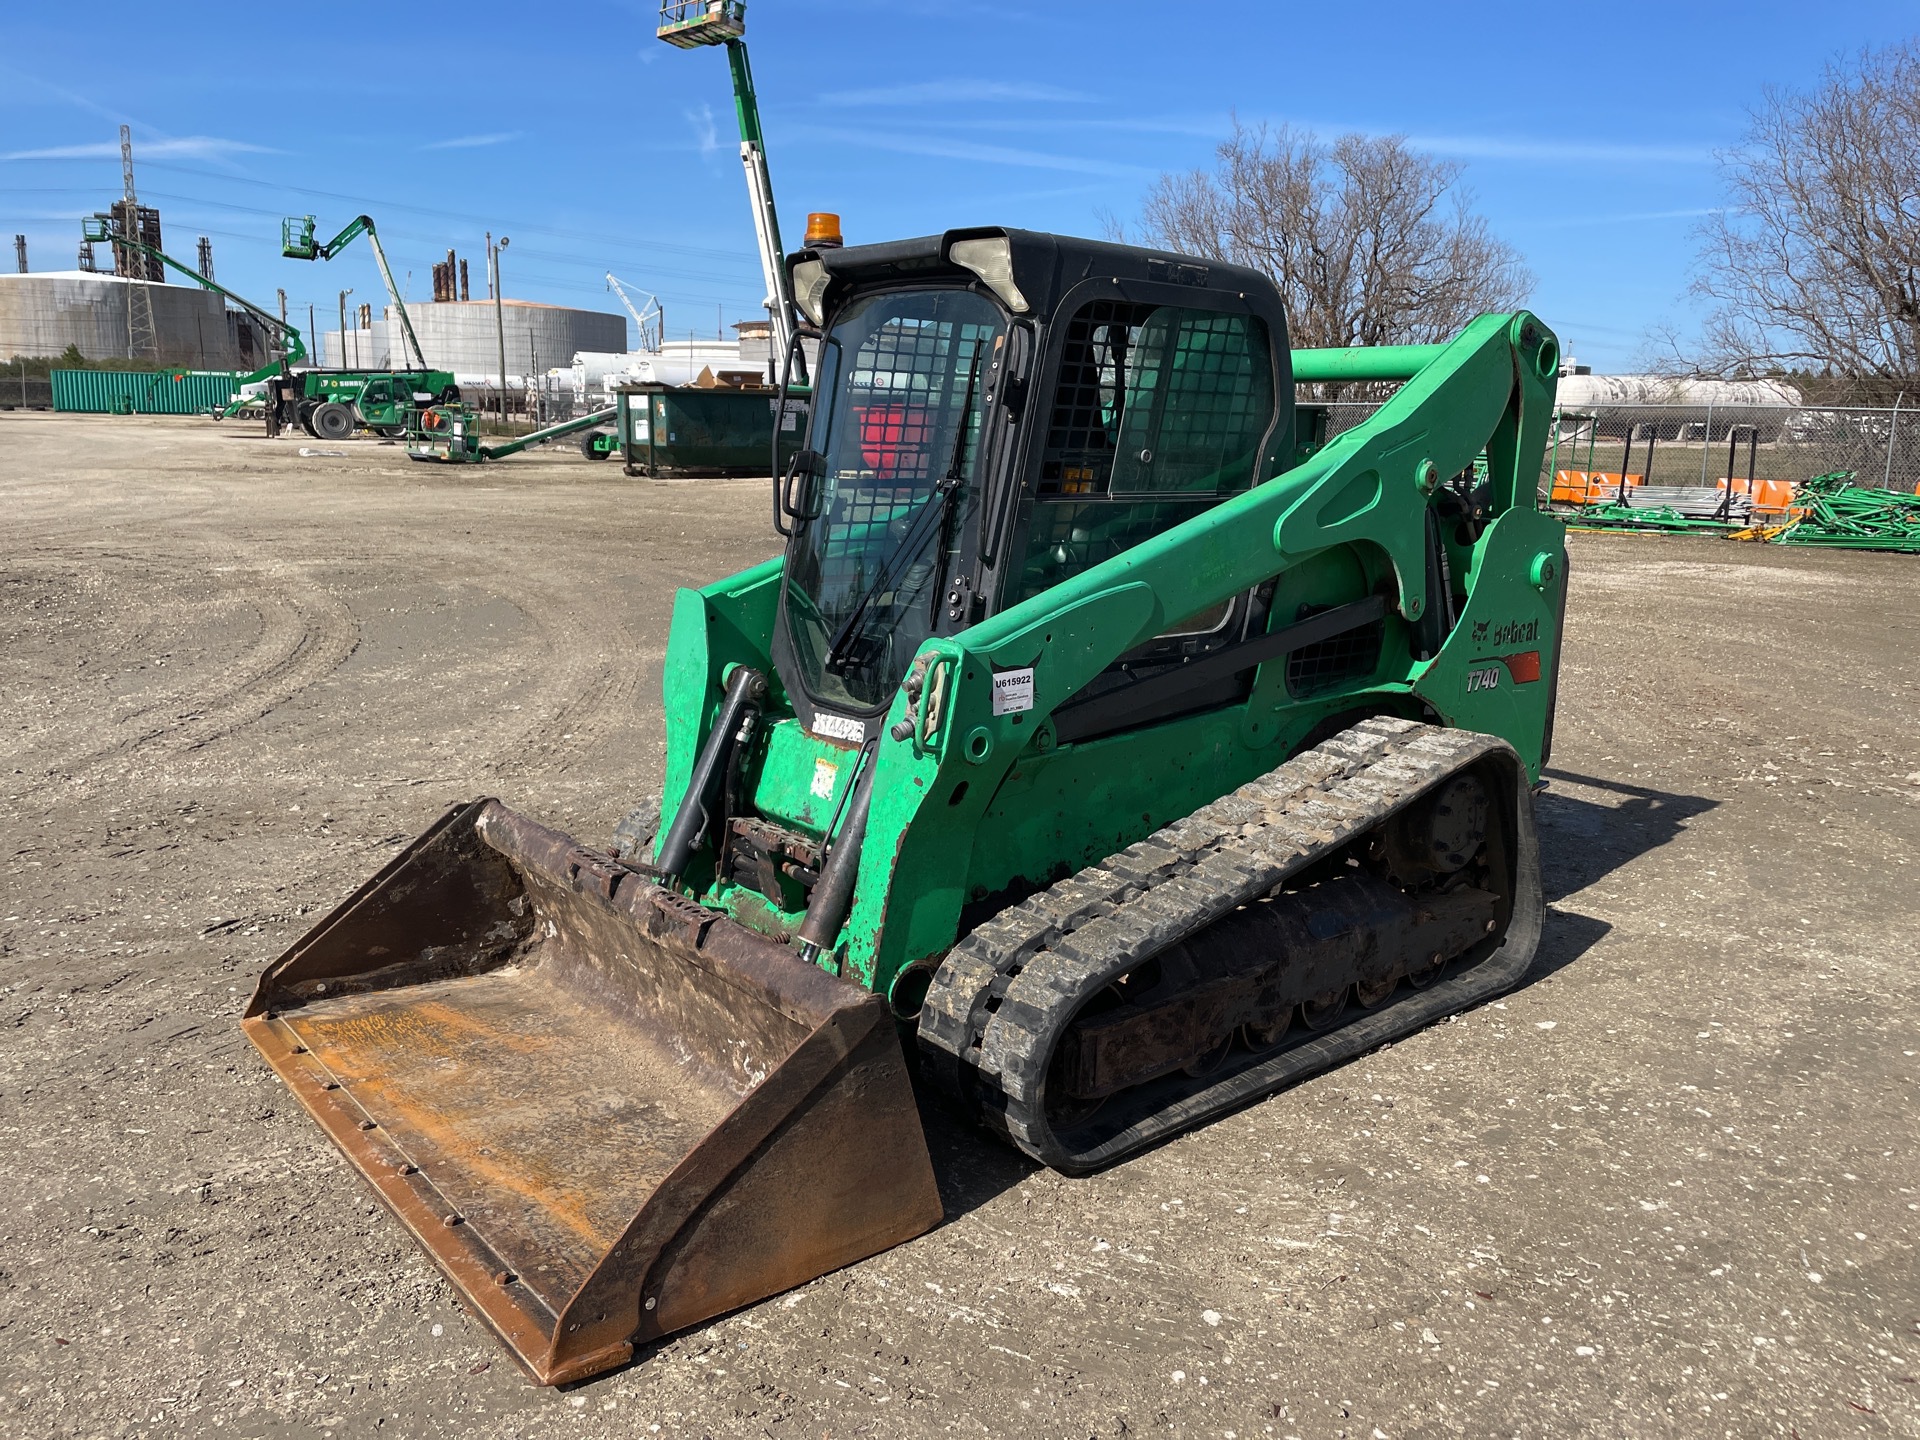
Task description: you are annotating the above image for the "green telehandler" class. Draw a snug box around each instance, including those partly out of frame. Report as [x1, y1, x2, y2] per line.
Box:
[245, 227, 1567, 1386]
[275, 214, 460, 439]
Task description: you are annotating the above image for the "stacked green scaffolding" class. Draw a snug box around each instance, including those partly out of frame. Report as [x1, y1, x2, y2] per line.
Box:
[1566, 503, 1742, 535]
[1777, 472, 1920, 553]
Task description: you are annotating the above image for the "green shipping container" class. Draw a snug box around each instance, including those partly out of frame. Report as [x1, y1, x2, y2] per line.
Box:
[51, 369, 240, 416]
[615, 383, 810, 477]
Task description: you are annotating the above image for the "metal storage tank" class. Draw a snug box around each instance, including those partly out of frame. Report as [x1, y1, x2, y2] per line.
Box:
[0, 271, 246, 367]
[1555, 374, 1804, 410]
[1554, 374, 1806, 443]
[325, 300, 625, 375]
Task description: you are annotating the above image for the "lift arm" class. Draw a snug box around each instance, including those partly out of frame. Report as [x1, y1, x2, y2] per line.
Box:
[282, 214, 429, 371]
[723, 40, 797, 377]
[82, 215, 305, 380]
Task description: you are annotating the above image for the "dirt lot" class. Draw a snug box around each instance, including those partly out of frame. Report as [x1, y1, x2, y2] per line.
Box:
[2, 411, 1917, 1439]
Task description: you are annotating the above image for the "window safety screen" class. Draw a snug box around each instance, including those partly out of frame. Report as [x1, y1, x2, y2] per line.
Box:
[1016, 301, 1273, 604]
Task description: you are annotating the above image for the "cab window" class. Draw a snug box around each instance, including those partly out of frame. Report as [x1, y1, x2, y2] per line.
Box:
[1013, 300, 1273, 604]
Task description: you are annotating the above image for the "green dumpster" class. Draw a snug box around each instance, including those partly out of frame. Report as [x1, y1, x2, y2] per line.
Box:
[614, 383, 810, 477]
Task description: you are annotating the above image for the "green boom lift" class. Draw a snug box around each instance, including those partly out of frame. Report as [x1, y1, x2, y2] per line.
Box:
[277, 214, 459, 440]
[82, 213, 306, 431]
[281, 214, 431, 371]
[247, 227, 1568, 1386]
[657, 0, 804, 381]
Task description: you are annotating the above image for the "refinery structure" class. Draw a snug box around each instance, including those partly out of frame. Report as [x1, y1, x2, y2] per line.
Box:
[0, 127, 635, 393]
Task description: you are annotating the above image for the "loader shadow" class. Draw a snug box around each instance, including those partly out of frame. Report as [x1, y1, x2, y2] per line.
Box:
[1518, 767, 1720, 987]
[913, 1084, 1043, 1217]
[1535, 768, 1718, 904]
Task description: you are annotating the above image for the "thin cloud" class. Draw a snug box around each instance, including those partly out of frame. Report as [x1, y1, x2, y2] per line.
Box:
[688, 102, 720, 158]
[1404, 133, 1715, 165]
[419, 131, 523, 150]
[809, 128, 1148, 177]
[0, 66, 127, 125]
[1216, 111, 1720, 166]
[1, 135, 277, 161]
[952, 113, 1229, 139]
[821, 79, 1092, 107]
[963, 180, 1113, 206]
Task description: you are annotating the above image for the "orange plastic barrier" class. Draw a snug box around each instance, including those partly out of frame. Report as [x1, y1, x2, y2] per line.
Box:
[1551, 470, 1643, 505]
[1553, 470, 1806, 517]
[1714, 476, 1800, 517]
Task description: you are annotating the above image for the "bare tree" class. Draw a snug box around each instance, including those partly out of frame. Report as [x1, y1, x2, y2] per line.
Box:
[1695, 42, 1920, 382]
[1134, 121, 1532, 352]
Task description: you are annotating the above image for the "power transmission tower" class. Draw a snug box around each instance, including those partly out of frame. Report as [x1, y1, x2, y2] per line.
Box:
[118, 126, 158, 362]
[13, 235, 26, 274]
[197, 236, 215, 282]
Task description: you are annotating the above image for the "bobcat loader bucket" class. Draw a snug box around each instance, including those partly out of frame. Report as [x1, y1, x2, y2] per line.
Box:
[243, 799, 943, 1386]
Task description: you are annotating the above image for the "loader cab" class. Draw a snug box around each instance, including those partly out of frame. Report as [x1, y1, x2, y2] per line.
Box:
[774, 228, 1296, 739]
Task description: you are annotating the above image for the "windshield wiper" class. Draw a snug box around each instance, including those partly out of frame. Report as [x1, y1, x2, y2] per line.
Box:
[822, 479, 960, 676]
[822, 340, 985, 676]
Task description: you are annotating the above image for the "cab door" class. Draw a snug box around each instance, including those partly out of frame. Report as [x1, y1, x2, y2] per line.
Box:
[997, 291, 1289, 740]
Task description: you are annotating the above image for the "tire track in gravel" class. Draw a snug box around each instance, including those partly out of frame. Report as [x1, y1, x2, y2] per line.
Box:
[464, 570, 659, 784]
[10, 551, 362, 795]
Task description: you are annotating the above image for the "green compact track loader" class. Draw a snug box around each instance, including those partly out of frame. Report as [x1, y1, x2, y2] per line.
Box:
[245, 228, 1567, 1385]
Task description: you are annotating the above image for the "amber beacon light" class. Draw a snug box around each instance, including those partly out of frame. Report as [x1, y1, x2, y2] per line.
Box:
[804, 212, 844, 248]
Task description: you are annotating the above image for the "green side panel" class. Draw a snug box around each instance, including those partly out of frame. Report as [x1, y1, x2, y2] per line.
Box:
[302, 375, 371, 402]
[842, 673, 1435, 995]
[656, 556, 785, 860]
[51, 369, 239, 415]
[1413, 506, 1566, 780]
[751, 718, 859, 836]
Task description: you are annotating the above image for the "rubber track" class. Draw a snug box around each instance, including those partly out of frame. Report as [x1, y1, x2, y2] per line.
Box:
[917, 717, 1543, 1173]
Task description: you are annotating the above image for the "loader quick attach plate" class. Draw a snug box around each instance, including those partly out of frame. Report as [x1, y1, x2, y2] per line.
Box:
[243, 800, 942, 1386]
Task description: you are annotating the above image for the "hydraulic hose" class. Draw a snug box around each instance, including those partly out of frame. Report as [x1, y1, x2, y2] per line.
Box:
[655, 665, 768, 880]
[795, 751, 876, 966]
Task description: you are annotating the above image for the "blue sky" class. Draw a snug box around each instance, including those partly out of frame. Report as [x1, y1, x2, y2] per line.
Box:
[2, 1, 1915, 371]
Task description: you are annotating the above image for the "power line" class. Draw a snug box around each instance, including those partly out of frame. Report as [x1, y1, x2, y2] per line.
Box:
[139, 159, 759, 265]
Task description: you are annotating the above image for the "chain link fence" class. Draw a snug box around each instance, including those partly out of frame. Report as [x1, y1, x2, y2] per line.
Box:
[1316, 396, 1920, 500]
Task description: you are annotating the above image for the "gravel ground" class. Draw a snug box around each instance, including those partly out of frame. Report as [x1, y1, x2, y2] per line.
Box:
[2, 412, 1916, 1439]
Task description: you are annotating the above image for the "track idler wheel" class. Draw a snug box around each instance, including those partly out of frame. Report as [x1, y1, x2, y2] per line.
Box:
[1300, 986, 1352, 1030]
[1404, 950, 1446, 989]
[1354, 975, 1398, 1008]
[1183, 1033, 1234, 1078]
